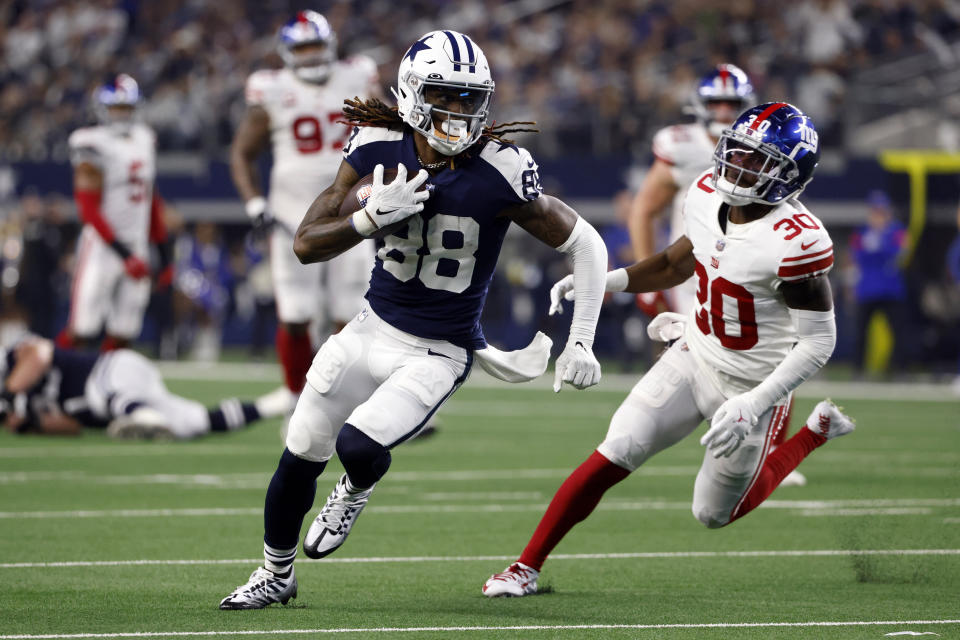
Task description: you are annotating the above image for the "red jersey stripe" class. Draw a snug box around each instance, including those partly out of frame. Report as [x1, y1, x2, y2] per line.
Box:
[780, 246, 833, 263]
[778, 254, 834, 279]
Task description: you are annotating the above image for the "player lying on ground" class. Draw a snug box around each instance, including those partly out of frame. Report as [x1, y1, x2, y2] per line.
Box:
[220, 29, 608, 609]
[483, 102, 855, 597]
[0, 336, 288, 438]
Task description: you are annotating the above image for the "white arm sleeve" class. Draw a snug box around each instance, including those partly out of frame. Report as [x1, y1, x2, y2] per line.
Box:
[746, 308, 837, 411]
[556, 217, 608, 348]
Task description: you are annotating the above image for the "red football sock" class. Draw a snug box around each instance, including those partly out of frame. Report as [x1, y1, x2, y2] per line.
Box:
[729, 427, 826, 523]
[518, 450, 630, 571]
[770, 396, 794, 447]
[276, 326, 313, 394]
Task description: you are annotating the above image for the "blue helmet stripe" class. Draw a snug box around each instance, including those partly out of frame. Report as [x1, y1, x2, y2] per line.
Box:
[443, 30, 463, 71]
[461, 34, 477, 73]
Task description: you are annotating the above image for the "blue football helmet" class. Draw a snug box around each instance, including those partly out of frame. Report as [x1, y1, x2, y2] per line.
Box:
[711, 102, 821, 206]
[690, 64, 756, 137]
[94, 74, 140, 134]
[278, 10, 337, 84]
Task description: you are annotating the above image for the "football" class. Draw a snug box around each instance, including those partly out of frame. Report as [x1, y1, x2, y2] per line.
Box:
[339, 168, 426, 239]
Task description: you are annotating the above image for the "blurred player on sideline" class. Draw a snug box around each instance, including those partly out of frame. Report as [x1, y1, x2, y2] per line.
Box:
[629, 64, 754, 314]
[1, 336, 288, 438]
[220, 29, 608, 609]
[230, 11, 380, 410]
[484, 103, 854, 597]
[630, 65, 804, 486]
[58, 74, 172, 352]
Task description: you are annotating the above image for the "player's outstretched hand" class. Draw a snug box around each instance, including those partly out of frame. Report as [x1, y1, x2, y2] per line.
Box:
[123, 255, 149, 280]
[701, 393, 761, 458]
[548, 274, 575, 315]
[354, 164, 430, 237]
[646, 311, 687, 342]
[553, 339, 601, 392]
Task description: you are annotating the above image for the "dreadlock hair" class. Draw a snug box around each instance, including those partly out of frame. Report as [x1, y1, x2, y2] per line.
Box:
[340, 97, 539, 147]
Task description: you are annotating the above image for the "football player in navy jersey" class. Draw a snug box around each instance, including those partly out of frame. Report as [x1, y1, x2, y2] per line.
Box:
[220, 30, 609, 610]
[1, 336, 287, 438]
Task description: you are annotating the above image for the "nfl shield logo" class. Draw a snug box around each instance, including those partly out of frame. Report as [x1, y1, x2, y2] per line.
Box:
[716, 238, 726, 252]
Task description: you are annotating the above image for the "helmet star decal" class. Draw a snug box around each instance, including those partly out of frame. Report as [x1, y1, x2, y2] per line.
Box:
[404, 37, 432, 63]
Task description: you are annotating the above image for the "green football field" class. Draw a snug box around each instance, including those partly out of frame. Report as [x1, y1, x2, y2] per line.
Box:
[1, 371, 958, 639]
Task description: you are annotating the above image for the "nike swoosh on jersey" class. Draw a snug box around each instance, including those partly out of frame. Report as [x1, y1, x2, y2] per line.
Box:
[427, 349, 453, 360]
[800, 240, 819, 250]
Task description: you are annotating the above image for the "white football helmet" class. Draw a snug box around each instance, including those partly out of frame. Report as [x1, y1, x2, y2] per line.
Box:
[392, 30, 494, 156]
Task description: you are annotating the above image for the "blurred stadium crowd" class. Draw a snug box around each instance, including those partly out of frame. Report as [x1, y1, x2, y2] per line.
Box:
[2, 0, 959, 160]
[1, 0, 959, 381]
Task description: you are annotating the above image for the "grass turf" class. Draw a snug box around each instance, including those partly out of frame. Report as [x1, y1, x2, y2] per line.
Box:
[0, 378, 958, 639]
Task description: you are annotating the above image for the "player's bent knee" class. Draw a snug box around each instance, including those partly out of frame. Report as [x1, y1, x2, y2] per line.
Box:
[692, 504, 732, 529]
[336, 423, 391, 488]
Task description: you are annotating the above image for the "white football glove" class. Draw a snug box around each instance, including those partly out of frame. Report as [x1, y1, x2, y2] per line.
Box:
[553, 339, 601, 392]
[647, 311, 687, 343]
[352, 164, 430, 237]
[548, 274, 575, 315]
[244, 196, 275, 237]
[700, 392, 762, 458]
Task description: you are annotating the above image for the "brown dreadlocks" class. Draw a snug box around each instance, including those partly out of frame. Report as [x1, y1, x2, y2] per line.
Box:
[340, 97, 538, 147]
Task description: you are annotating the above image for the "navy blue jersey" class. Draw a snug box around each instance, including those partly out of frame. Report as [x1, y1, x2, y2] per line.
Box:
[3, 345, 102, 430]
[343, 126, 542, 349]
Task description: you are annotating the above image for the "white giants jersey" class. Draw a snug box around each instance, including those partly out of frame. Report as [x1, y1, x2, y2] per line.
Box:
[681, 170, 834, 395]
[68, 123, 156, 253]
[651, 122, 716, 245]
[245, 58, 379, 225]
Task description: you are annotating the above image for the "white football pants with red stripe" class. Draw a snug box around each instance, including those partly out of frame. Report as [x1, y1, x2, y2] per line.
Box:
[597, 340, 790, 528]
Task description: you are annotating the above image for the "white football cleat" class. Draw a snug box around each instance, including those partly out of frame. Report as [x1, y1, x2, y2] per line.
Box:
[106, 407, 174, 440]
[483, 562, 539, 597]
[255, 386, 298, 419]
[219, 566, 297, 610]
[303, 474, 374, 559]
[779, 469, 807, 487]
[805, 399, 855, 440]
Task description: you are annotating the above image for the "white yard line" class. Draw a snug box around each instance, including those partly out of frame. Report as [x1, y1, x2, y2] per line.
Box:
[2, 498, 958, 520]
[153, 360, 960, 402]
[2, 619, 959, 639]
[1, 548, 958, 570]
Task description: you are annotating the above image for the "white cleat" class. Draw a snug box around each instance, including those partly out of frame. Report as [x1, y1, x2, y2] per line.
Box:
[219, 566, 297, 610]
[303, 474, 374, 559]
[483, 562, 539, 597]
[106, 407, 174, 440]
[779, 469, 807, 487]
[806, 399, 855, 440]
[255, 386, 298, 419]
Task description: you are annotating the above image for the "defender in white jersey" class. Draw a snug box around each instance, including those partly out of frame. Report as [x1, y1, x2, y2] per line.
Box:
[629, 64, 754, 315]
[484, 103, 855, 598]
[59, 74, 170, 352]
[230, 10, 380, 402]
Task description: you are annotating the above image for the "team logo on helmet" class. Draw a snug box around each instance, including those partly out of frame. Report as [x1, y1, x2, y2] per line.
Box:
[711, 102, 821, 206]
[392, 30, 494, 156]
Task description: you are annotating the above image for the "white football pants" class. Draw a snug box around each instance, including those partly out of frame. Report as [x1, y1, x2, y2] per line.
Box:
[597, 340, 790, 528]
[85, 350, 210, 439]
[285, 305, 472, 461]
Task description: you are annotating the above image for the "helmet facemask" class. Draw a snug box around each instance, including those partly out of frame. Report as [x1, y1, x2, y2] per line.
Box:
[396, 74, 492, 156]
[712, 130, 798, 206]
[280, 41, 336, 84]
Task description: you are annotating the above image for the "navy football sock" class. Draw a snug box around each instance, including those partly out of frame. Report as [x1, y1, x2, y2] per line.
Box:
[336, 423, 392, 490]
[263, 448, 327, 554]
[209, 399, 261, 432]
